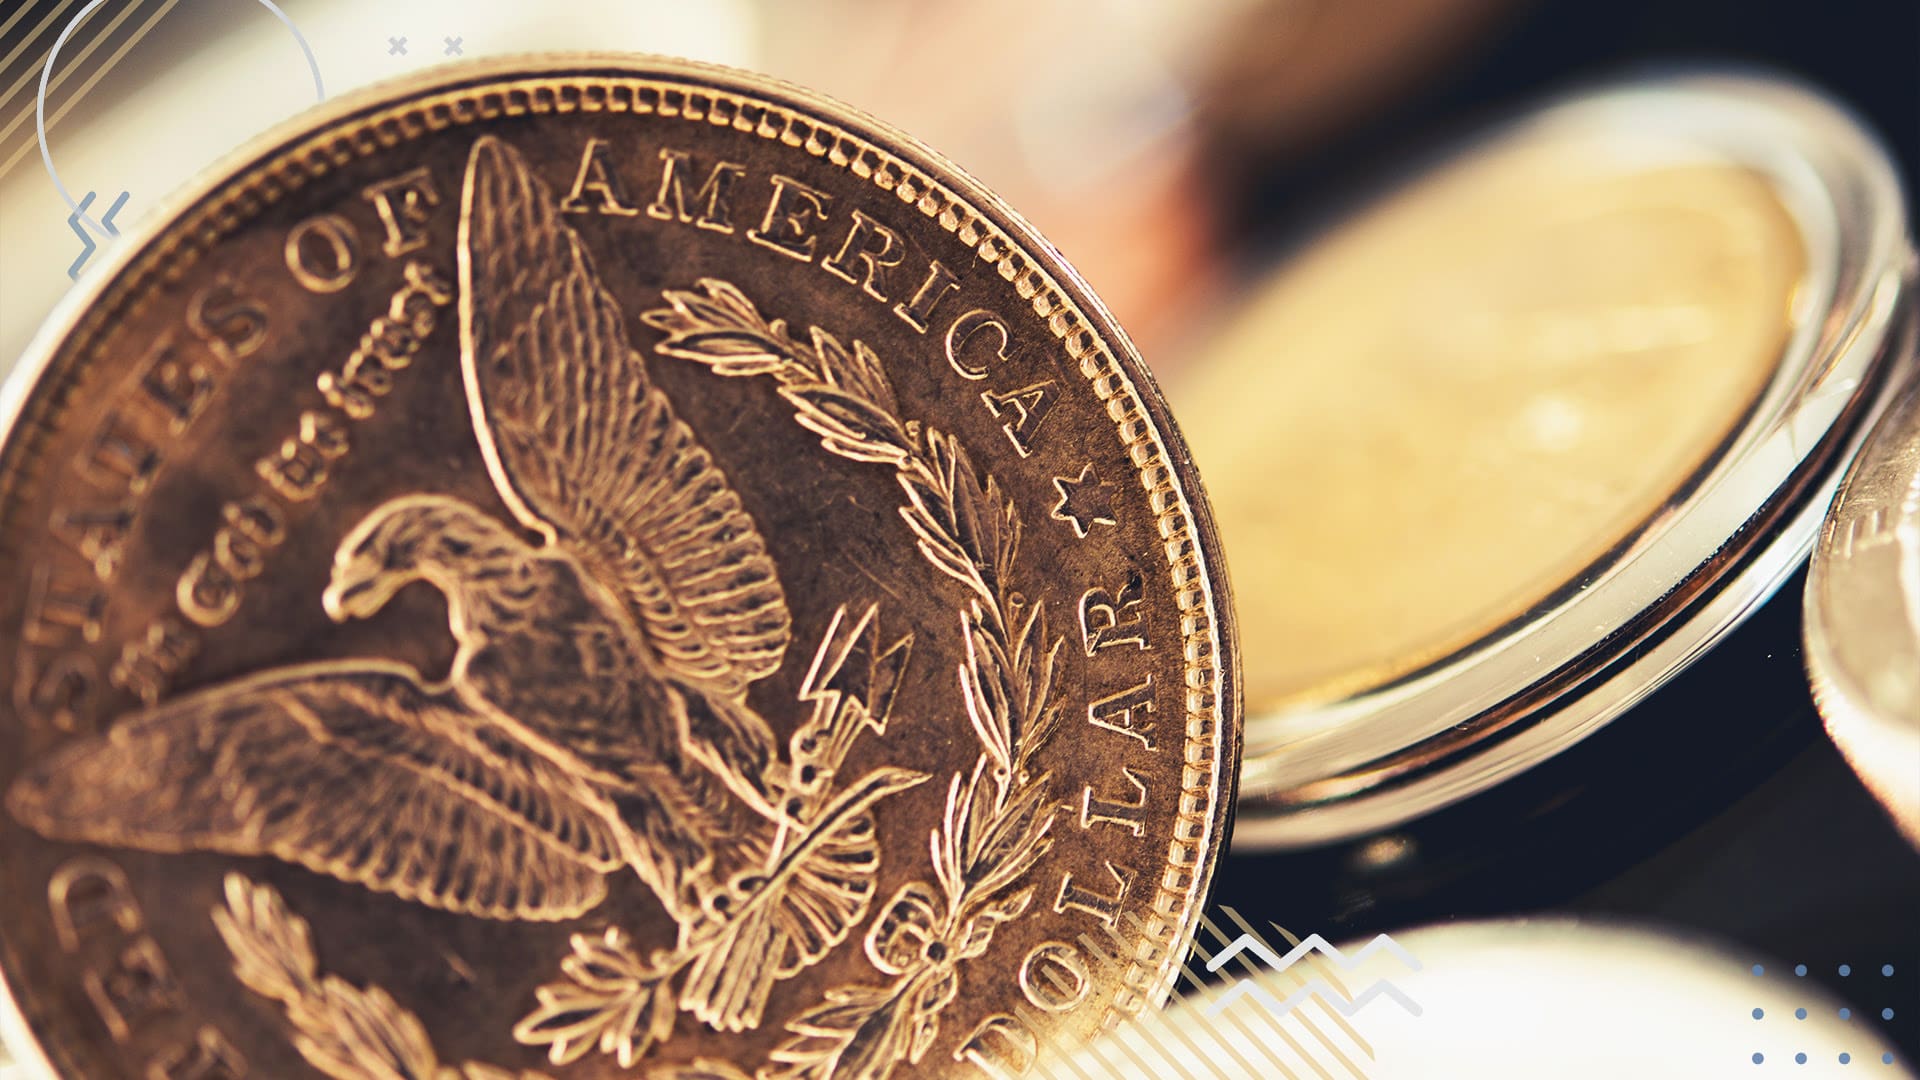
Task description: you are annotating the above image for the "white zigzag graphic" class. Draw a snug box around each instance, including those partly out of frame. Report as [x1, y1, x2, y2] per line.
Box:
[1201, 932, 1422, 1020]
[1203, 975, 1423, 1019]
[1205, 931, 1421, 975]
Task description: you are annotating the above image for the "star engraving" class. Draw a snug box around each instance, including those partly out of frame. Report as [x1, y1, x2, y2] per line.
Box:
[1051, 464, 1116, 538]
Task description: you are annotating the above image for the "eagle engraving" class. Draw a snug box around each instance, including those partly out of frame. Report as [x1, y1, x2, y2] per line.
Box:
[7, 136, 925, 1032]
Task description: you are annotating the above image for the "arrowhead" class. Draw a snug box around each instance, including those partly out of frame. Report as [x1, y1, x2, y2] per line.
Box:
[800, 604, 913, 733]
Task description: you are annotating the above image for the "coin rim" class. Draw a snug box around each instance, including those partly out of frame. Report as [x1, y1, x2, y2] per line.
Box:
[1805, 308, 1920, 849]
[0, 52, 1243, 1076]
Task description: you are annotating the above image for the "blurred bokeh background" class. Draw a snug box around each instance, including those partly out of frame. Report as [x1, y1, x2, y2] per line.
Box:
[2, 0, 1915, 366]
[0, 0, 1526, 366]
[0, 0, 1916, 1070]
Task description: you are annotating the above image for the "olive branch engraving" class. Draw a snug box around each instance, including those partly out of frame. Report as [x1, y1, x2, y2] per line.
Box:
[646, 280, 1066, 1080]
[512, 924, 677, 1069]
[510, 603, 919, 1068]
[213, 873, 552, 1080]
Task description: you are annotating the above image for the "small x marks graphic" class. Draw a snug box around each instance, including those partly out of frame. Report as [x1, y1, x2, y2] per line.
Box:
[386, 34, 464, 58]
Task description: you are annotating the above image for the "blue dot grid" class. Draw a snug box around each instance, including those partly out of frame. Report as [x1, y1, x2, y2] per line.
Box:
[1750, 959, 1906, 1068]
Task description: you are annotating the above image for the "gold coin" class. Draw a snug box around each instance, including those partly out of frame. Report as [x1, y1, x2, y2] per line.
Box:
[0, 56, 1238, 1078]
[1176, 126, 1805, 713]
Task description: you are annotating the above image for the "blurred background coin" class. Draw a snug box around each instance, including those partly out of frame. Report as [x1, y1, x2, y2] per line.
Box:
[1193, 74, 1920, 1060]
[1183, 102, 1807, 720]
[1807, 367, 1920, 849]
[1193, 74, 1912, 852]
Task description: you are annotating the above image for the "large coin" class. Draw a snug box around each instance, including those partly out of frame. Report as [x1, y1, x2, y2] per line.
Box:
[0, 56, 1238, 1079]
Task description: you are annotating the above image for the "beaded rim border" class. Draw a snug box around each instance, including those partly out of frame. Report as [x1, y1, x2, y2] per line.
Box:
[0, 56, 1238, 1048]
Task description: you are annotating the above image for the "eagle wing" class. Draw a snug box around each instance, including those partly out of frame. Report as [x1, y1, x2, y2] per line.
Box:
[457, 134, 791, 700]
[5, 662, 622, 922]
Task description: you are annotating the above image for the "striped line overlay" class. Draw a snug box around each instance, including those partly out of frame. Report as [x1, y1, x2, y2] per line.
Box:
[0, 0, 184, 181]
[978, 908, 1422, 1079]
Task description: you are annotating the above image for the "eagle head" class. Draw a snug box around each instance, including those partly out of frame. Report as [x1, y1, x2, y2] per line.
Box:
[323, 494, 518, 622]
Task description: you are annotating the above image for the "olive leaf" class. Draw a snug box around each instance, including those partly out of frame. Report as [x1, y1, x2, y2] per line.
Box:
[512, 928, 676, 1068]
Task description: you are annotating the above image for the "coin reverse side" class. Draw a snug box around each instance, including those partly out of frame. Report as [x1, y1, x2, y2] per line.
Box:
[0, 56, 1238, 1080]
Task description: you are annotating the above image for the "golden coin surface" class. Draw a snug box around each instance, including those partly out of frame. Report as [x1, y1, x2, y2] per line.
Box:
[1176, 130, 1805, 711]
[0, 56, 1238, 1079]
[1807, 365, 1920, 848]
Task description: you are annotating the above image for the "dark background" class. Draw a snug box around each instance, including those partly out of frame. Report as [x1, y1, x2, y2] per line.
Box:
[1236, 0, 1919, 231]
[1210, 0, 1920, 1059]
